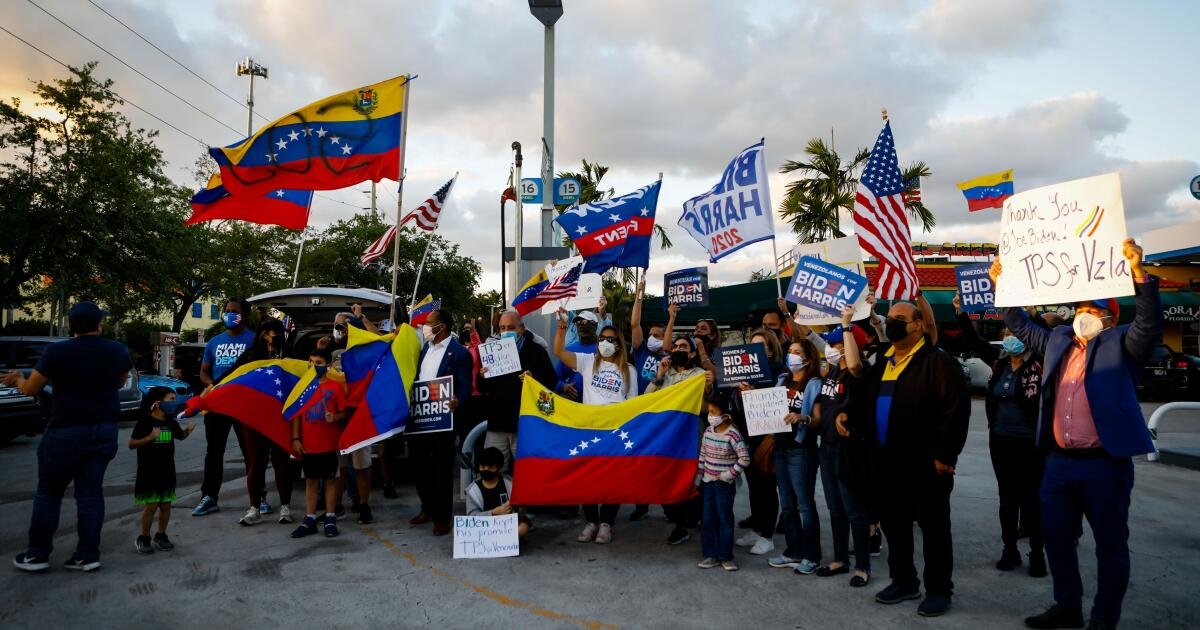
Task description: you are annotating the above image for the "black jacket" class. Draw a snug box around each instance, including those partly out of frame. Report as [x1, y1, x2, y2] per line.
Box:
[478, 330, 557, 433]
[955, 312, 1042, 435]
[864, 336, 971, 467]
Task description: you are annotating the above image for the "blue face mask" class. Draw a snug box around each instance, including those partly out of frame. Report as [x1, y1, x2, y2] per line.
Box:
[222, 311, 242, 329]
[314, 364, 329, 378]
[500, 331, 518, 341]
[1001, 335, 1025, 356]
[156, 400, 182, 417]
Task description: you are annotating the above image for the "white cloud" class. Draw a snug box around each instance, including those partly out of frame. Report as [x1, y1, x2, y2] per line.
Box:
[913, 0, 1064, 57]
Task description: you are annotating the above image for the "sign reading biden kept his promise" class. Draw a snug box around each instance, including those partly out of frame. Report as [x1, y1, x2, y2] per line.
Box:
[786, 256, 869, 317]
[407, 376, 454, 435]
[955, 263, 995, 312]
[664, 267, 709, 309]
[677, 140, 774, 262]
[714, 343, 774, 388]
[453, 514, 520, 559]
[995, 172, 1133, 307]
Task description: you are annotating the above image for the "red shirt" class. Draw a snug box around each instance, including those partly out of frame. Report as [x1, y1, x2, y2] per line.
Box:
[297, 379, 347, 454]
[1052, 338, 1101, 449]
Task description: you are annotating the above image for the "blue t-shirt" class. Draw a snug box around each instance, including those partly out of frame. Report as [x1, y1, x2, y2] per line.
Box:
[34, 335, 133, 427]
[203, 329, 256, 382]
[632, 346, 664, 394]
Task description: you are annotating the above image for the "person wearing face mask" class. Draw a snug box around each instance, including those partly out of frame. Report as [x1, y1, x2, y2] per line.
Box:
[288, 347, 351, 539]
[129, 387, 196, 555]
[479, 310, 557, 472]
[954, 293, 1047, 577]
[466, 448, 531, 539]
[191, 297, 257, 518]
[992, 239, 1163, 630]
[631, 281, 674, 395]
[696, 398, 751, 572]
[731, 329, 786, 556]
[865, 297, 970, 618]
[693, 318, 721, 370]
[409, 309, 475, 537]
[555, 309, 605, 402]
[555, 309, 639, 544]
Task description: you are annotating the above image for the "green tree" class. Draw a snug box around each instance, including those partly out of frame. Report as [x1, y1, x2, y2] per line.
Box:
[778, 137, 935, 243]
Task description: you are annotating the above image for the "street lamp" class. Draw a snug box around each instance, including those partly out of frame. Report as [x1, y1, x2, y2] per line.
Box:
[529, 1, 562, 247]
[235, 58, 268, 137]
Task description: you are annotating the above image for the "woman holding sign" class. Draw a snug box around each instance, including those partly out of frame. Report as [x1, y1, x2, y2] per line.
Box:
[554, 308, 639, 545]
[732, 329, 786, 556]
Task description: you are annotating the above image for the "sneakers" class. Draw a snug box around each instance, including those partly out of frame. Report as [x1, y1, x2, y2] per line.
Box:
[152, 533, 174, 551]
[135, 535, 154, 554]
[749, 537, 775, 555]
[13, 552, 50, 572]
[239, 506, 263, 526]
[595, 523, 613, 544]
[768, 554, 801, 569]
[191, 496, 219, 517]
[875, 582, 922, 604]
[278, 505, 294, 524]
[722, 560, 739, 572]
[918, 595, 952, 617]
[324, 515, 339, 537]
[63, 556, 102, 572]
[666, 527, 690, 545]
[629, 505, 649, 521]
[383, 483, 398, 499]
[997, 545, 1022, 571]
[577, 523, 598, 543]
[697, 557, 720, 569]
[793, 559, 819, 575]
[358, 505, 374, 525]
[734, 532, 761, 548]
[291, 516, 318, 538]
[1024, 604, 1085, 629]
[1028, 551, 1048, 578]
[258, 499, 272, 515]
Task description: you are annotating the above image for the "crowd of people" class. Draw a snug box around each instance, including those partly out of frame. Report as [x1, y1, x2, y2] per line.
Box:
[2, 239, 1163, 629]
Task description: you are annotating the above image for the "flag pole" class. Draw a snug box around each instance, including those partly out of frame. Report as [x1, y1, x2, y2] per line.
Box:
[388, 75, 414, 325]
[761, 140, 783, 298]
[410, 229, 435, 308]
[290, 205, 313, 287]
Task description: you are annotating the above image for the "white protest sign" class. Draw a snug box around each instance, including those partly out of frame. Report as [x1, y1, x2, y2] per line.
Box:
[741, 386, 790, 437]
[539, 255, 603, 314]
[453, 514, 520, 559]
[995, 172, 1133, 307]
[790, 236, 872, 326]
[479, 336, 521, 378]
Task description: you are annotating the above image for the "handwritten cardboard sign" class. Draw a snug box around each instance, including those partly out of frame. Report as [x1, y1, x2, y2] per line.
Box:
[995, 173, 1133, 307]
[664, 267, 709, 309]
[786, 255, 869, 316]
[479, 337, 521, 378]
[955, 263, 995, 312]
[714, 343, 774, 388]
[539, 255, 603, 314]
[741, 386, 790, 436]
[407, 376, 454, 435]
[453, 514, 520, 559]
[789, 237, 872, 326]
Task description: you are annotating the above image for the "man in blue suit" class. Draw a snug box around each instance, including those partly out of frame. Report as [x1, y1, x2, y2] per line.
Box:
[991, 238, 1162, 630]
[408, 308, 475, 536]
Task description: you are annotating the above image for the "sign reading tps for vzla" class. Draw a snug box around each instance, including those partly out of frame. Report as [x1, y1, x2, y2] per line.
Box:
[664, 267, 709, 308]
[786, 256, 868, 316]
[408, 375, 454, 435]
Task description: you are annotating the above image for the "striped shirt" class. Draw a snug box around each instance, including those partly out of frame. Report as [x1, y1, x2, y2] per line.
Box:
[700, 425, 750, 483]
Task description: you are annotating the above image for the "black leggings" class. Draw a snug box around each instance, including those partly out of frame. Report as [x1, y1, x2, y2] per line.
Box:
[240, 424, 294, 508]
[200, 413, 246, 501]
[745, 437, 778, 536]
[989, 433, 1045, 551]
[583, 504, 619, 525]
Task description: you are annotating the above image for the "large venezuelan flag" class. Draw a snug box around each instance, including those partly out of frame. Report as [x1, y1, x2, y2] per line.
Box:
[191, 359, 309, 454]
[510, 269, 550, 316]
[511, 375, 705, 506]
[338, 323, 422, 454]
[186, 173, 313, 230]
[282, 366, 346, 421]
[340, 326, 395, 405]
[210, 75, 408, 197]
[956, 169, 1014, 212]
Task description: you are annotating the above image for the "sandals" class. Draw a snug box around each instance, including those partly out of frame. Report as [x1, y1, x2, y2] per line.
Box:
[849, 572, 871, 588]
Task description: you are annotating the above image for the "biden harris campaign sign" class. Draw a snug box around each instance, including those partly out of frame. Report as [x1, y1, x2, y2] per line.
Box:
[678, 140, 775, 262]
[786, 256, 868, 316]
[955, 263, 995, 312]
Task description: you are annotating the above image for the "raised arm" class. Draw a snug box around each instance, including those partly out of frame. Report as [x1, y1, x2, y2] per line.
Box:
[553, 308, 577, 370]
[917, 292, 938, 346]
[993, 260, 1051, 357]
[865, 289, 887, 342]
[631, 280, 646, 350]
[664, 302, 679, 343]
[1121, 239, 1163, 364]
[778, 297, 803, 342]
[954, 293, 1000, 364]
[840, 306, 864, 377]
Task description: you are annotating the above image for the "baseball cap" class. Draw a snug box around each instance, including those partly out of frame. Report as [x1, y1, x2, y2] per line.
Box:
[574, 311, 600, 324]
[1085, 298, 1120, 319]
[823, 324, 868, 348]
[68, 301, 108, 323]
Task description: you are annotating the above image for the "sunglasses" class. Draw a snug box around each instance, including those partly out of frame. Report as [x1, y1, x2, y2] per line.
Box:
[334, 323, 347, 332]
[598, 335, 619, 343]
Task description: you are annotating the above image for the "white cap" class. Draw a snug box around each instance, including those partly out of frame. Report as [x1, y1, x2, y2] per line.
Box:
[575, 311, 599, 324]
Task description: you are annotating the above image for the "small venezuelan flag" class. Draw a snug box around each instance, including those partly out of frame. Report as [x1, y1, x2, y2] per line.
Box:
[510, 269, 550, 316]
[956, 169, 1014, 212]
[408, 294, 439, 327]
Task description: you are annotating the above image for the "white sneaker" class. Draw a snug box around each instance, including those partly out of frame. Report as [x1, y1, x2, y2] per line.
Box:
[595, 523, 612, 544]
[750, 537, 775, 555]
[239, 506, 262, 526]
[577, 523, 598, 543]
[277, 505, 293, 524]
[735, 532, 761, 547]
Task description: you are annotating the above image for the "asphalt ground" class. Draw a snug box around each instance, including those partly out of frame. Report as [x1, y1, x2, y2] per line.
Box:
[0, 398, 1196, 629]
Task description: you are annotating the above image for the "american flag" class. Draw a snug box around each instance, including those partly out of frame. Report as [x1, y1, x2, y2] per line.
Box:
[360, 225, 397, 266]
[853, 122, 920, 300]
[400, 175, 457, 231]
[542, 262, 584, 301]
[902, 176, 921, 204]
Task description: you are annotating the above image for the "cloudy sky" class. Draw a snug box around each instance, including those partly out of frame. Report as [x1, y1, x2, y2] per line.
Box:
[2, 0, 1197, 296]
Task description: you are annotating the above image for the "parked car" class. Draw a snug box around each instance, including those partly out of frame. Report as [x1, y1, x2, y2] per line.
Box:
[248, 285, 397, 358]
[0, 336, 142, 442]
[138, 373, 194, 405]
[955, 352, 993, 393]
[1139, 344, 1199, 401]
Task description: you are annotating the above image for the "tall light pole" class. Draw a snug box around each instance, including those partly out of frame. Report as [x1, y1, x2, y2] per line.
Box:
[529, 1, 562, 247]
[235, 58, 268, 136]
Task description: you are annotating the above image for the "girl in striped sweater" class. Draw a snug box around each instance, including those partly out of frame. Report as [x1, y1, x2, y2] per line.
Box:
[698, 398, 751, 571]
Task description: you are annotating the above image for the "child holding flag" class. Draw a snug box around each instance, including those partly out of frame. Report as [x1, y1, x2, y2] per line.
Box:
[129, 387, 195, 554]
[289, 347, 351, 539]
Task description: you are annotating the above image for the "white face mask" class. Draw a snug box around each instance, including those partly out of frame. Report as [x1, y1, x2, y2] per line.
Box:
[1072, 312, 1106, 340]
[646, 336, 663, 353]
[824, 347, 843, 366]
[422, 324, 436, 341]
[598, 340, 617, 358]
[332, 328, 345, 342]
[707, 414, 724, 428]
[786, 354, 808, 371]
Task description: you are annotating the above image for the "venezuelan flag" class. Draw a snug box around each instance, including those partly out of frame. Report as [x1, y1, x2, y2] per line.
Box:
[340, 326, 396, 405]
[283, 366, 346, 421]
[409, 294, 439, 326]
[210, 75, 408, 197]
[956, 169, 1014, 212]
[338, 323, 422, 454]
[510, 375, 705, 506]
[191, 359, 309, 453]
[185, 173, 313, 230]
[510, 269, 550, 316]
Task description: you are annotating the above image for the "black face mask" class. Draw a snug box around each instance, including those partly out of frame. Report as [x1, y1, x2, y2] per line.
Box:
[669, 350, 690, 367]
[577, 324, 597, 345]
[479, 470, 499, 481]
[885, 317, 912, 343]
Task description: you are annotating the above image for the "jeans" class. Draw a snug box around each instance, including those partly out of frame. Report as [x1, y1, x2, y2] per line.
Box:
[989, 433, 1045, 551]
[1041, 452, 1134, 625]
[701, 481, 736, 561]
[880, 461, 955, 596]
[582, 504, 620, 525]
[27, 423, 118, 562]
[200, 412, 247, 500]
[409, 431, 457, 522]
[775, 445, 821, 562]
[819, 442, 871, 572]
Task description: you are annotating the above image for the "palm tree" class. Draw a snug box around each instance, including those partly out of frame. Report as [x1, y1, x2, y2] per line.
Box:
[779, 138, 935, 243]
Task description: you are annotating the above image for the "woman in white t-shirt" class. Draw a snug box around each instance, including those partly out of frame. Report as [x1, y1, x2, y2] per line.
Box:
[554, 308, 638, 544]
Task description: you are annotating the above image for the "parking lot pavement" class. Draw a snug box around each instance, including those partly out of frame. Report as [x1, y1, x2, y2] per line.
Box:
[0, 399, 1197, 629]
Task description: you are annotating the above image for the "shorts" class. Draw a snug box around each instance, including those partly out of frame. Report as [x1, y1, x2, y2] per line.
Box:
[339, 445, 373, 471]
[301, 452, 339, 480]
